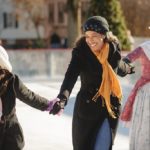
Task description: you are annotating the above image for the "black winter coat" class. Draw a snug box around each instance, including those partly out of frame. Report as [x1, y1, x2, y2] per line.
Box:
[0, 73, 49, 150]
[57, 37, 130, 150]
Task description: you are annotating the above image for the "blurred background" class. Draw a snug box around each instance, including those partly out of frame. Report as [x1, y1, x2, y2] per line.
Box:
[0, 1, 149, 149]
[0, 0, 149, 78]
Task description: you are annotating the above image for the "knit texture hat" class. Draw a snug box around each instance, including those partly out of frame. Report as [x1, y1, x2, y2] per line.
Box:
[83, 16, 109, 35]
[0, 46, 12, 72]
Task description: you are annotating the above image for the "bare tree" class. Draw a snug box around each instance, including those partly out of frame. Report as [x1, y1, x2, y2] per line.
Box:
[12, 0, 51, 47]
[67, 0, 83, 47]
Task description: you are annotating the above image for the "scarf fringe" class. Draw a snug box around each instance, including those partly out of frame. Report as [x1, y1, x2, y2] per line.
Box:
[92, 93, 117, 118]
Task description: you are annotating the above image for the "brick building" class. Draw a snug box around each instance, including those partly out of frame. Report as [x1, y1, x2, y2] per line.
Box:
[0, 0, 90, 49]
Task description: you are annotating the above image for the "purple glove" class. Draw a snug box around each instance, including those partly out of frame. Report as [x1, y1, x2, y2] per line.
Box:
[57, 109, 64, 116]
[46, 98, 64, 116]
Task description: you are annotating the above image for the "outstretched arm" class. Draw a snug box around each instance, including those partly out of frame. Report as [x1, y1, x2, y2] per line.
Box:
[117, 46, 144, 77]
[117, 58, 135, 77]
[50, 48, 81, 115]
[108, 42, 135, 77]
[13, 75, 50, 111]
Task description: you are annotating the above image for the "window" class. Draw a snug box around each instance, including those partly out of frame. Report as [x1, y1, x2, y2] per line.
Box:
[48, 3, 54, 23]
[48, 1, 67, 26]
[58, 2, 65, 24]
[81, 1, 90, 20]
[3, 12, 18, 29]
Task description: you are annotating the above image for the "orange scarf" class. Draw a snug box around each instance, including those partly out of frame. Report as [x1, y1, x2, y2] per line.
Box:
[92, 43, 122, 118]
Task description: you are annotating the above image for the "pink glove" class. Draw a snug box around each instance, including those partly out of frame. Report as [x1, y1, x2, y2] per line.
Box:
[46, 98, 64, 116]
[57, 109, 64, 116]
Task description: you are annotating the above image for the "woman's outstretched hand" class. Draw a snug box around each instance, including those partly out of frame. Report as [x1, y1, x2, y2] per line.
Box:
[49, 98, 65, 115]
[122, 57, 135, 74]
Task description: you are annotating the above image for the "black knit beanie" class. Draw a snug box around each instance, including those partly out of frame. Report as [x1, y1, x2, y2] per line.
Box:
[83, 16, 109, 35]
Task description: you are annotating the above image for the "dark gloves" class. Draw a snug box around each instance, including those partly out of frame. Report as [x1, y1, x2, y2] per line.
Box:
[50, 99, 66, 115]
[129, 65, 135, 74]
[46, 99, 58, 111]
[122, 57, 135, 74]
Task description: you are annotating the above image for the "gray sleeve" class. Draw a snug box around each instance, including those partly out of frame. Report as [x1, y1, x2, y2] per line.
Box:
[13, 75, 49, 111]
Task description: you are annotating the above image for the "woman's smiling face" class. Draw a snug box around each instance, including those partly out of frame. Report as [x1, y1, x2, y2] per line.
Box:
[85, 31, 105, 52]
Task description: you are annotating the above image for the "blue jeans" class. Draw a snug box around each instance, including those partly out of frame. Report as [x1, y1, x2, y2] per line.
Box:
[94, 119, 111, 150]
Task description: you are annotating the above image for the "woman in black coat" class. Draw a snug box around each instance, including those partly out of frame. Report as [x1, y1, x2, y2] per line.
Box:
[0, 46, 56, 150]
[50, 16, 134, 150]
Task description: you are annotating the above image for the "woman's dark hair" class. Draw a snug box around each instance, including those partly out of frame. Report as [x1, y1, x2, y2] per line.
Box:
[0, 67, 12, 96]
[105, 31, 119, 44]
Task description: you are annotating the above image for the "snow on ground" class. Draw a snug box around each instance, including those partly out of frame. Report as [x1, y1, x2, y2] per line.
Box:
[15, 75, 136, 150]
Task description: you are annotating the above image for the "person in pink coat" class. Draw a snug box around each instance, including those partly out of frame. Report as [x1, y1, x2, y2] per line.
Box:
[121, 41, 150, 150]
